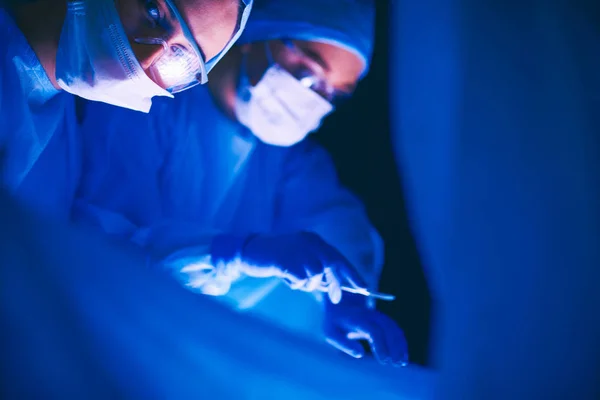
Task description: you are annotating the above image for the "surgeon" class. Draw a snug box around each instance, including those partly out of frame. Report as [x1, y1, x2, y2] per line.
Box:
[74, 0, 408, 366]
[0, 0, 252, 218]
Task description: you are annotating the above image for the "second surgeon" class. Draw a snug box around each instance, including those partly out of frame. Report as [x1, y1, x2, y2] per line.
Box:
[74, 0, 408, 366]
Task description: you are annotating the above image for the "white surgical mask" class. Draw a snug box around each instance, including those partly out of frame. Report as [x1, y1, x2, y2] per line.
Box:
[234, 49, 334, 147]
[55, 0, 173, 113]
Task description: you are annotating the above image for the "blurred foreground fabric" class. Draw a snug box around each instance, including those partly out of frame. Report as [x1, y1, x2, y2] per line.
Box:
[0, 192, 434, 399]
[392, 1, 600, 398]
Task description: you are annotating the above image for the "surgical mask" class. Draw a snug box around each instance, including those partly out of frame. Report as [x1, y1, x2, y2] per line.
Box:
[234, 46, 334, 147]
[55, 0, 173, 113]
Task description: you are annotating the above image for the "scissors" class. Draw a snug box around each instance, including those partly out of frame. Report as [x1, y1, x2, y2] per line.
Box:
[340, 286, 396, 301]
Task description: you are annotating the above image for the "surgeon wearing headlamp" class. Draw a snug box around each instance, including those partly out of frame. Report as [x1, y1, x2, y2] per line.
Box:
[58, 0, 251, 112]
[0, 0, 252, 217]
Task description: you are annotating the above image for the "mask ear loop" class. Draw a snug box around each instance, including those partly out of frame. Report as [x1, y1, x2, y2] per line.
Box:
[264, 41, 276, 66]
[237, 50, 252, 102]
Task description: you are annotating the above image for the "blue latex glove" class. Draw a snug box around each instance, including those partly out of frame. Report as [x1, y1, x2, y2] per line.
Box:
[323, 294, 409, 367]
[211, 232, 369, 304]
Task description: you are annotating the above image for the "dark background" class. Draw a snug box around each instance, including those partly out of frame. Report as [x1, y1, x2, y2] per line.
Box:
[315, 2, 432, 366]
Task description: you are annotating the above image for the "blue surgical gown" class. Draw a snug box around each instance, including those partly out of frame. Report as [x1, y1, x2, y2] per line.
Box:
[0, 7, 80, 219]
[73, 86, 383, 336]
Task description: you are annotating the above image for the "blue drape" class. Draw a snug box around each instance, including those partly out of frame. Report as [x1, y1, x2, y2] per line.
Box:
[391, 1, 600, 398]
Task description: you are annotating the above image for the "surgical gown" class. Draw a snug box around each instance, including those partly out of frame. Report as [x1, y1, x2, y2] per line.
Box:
[73, 86, 383, 336]
[0, 7, 80, 219]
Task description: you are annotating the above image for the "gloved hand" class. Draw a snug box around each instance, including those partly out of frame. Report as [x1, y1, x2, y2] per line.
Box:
[323, 294, 409, 367]
[211, 232, 368, 304]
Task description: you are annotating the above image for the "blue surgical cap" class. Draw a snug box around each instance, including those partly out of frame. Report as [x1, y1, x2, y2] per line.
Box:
[237, 0, 376, 77]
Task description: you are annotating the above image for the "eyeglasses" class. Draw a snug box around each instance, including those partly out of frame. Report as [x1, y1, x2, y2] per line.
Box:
[135, 0, 253, 94]
[271, 39, 353, 105]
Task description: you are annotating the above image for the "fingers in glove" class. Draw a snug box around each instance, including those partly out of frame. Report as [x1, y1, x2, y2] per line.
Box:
[324, 267, 342, 304]
[347, 318, 391, 365]
[281, 273, 307, 290]
[337, 262, 368, 291]
[317, 243, 368, 291]
[304, 269, 325, 292]
[373, 312, 409, 367]
[324, 328, 365, 359]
